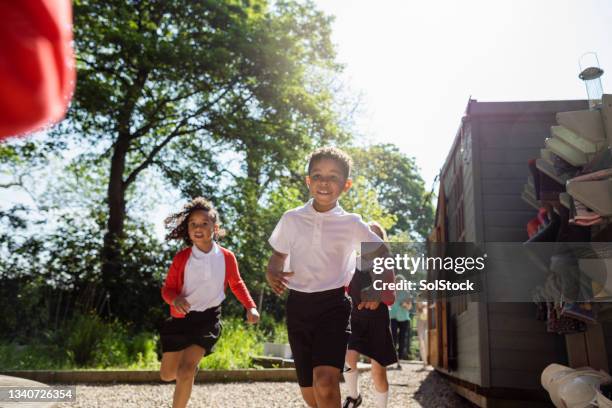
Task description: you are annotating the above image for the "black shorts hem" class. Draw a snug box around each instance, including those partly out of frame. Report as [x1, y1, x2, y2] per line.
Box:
[347, 314, 398, 367]
[159, 306, 222, 355]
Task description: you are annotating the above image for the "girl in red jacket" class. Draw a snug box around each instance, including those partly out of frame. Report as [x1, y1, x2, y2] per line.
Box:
[159, 197, 259, 408]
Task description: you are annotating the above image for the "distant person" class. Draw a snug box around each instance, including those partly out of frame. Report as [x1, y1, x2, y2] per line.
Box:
[266, 147, 394, 408]
[416, 300, 428, 366]
[390, 275, 413, 364]
[0, 0, 75, 139]
[159, 197, 259, 408]
[344, 221, 396, 408]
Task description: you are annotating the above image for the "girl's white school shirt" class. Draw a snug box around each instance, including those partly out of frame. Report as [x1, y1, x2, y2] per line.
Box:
[181, 242, 226, 311]
[268, 199, 384, 293]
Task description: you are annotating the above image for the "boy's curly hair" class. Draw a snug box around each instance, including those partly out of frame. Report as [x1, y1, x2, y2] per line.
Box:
[307, 146, 353, 179]
[164, 197, 226, 245]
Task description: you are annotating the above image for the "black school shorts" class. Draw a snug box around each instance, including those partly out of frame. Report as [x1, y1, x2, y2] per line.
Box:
[348, 312, 398, 367]
[286, 287, 352, 387]
[160, 305, 222, 354]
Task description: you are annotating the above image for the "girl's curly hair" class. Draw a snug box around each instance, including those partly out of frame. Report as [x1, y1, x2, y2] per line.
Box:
[164, 197, 226, 245]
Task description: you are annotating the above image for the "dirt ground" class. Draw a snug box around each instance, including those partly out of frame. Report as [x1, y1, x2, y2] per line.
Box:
[55, 363, 475, 407]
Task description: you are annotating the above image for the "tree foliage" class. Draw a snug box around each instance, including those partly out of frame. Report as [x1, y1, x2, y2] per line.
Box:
[0, 1, 434, 335]
[349, 144, 434, 239]
[63, 0, 347, 309]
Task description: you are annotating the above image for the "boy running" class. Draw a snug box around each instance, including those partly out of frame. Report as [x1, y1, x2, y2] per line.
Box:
[266, 147, 393, 408]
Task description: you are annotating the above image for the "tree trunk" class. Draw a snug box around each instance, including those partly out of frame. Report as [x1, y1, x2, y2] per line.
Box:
[100, 133, 130, 315]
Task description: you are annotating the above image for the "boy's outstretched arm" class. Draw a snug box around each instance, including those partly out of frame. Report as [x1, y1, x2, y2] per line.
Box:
[266, 250, 294, 295]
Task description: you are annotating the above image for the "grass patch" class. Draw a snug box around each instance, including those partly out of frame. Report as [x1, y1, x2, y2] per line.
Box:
[0, 313, 288, 370]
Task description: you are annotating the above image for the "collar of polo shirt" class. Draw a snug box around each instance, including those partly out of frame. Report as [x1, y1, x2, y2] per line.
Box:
[306, 198, 344, 216]
[192, 241, 219, 258]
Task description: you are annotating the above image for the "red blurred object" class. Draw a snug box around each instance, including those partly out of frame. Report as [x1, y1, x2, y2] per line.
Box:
[527, 218, 541, 239]
[527, 208, 550, 239]
[0, 0, 75, 139]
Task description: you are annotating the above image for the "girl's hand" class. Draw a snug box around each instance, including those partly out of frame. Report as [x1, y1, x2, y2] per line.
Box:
[246, 308, 260, 324]
[173, 296, 191, 315]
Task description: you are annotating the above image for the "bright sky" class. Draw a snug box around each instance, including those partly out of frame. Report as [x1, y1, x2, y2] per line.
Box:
[313, 0, 612, 188]
[3, 0, 612, 240]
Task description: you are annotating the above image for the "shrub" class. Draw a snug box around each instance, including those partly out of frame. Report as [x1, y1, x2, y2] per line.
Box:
[0, 342, 71, 370]
[199, 318, 263, 370]
[66, 313, 106, 366]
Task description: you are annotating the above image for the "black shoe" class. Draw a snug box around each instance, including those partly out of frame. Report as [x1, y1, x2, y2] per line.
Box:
[343, 394, 362, 408]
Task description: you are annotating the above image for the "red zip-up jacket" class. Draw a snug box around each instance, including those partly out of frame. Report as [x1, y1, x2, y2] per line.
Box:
[161, 246, 256, 318]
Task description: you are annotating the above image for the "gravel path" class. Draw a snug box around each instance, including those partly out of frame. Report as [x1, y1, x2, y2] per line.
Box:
[57, 363, 475, 407]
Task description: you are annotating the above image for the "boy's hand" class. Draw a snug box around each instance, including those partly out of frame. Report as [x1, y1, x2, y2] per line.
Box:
[358, 301, 380, 310]
[246, 308, 260, 324]
[172, 296, 191, 315]
[266, 269, 295, 295]
[358, 287, 382, 309]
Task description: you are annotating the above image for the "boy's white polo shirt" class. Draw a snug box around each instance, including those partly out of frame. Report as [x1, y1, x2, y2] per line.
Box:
[268, 199, 384, 293]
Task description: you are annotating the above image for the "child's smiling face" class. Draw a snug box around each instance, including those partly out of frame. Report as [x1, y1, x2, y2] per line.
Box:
[187, 210, 218, 250]
[306, 158, 352, 212]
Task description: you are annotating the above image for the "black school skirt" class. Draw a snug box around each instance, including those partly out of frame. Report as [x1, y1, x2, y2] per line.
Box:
[160, 305, 222, 354]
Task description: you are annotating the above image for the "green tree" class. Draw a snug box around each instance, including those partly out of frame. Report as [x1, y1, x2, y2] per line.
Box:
[349, 144, 434, 239]
[63, 0, 345, 310]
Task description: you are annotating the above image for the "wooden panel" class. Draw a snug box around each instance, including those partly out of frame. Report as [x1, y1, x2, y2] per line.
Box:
[482, 180, 527, 196]
[483, 195, 535, 211]
[480, 132, 549, 149]
[478, 121, 551, 137]
[566, 332, 589, 368]
[484, 227, 529, 242]
[484, 211, 535, 227]
[490, 369, 547, 390]
[487, 303, 540, 315]
[490, 333, 560, 352]
[489, 315, 547, 333]
[457, 331, 479, 352]
[585, 324, 609, 371]
[448, 367, 482, 385]
[429, 328, 438, 366]
[602, 322, 612, 371]
[490, 349, 559, 371]
[487, 303, 568, 389]
[481, 164, 532, 180]
[480, 148, 540, 164]
[453, 306, 483, 384]
[472, 127, 489, 386]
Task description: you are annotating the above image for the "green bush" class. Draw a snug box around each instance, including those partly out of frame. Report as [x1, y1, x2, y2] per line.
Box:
[0, 314, 287, 370]
[66, 313, 106, 366]
[257, 313, 288, 344]
[199, 318, 263, 370]
[0, 343, 72, 370]
[71, 315, 159, 369]
[126, 332, 159, 369]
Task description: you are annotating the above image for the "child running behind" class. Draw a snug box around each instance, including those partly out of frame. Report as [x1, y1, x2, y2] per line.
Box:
[267, 147, 393, 408]
[159, 197, 259, 408]
[344, 221, 397, 408]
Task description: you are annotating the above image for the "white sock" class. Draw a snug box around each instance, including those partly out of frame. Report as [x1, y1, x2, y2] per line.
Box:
[374, 389, 388, 408]
[344, 369, 359, 398]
